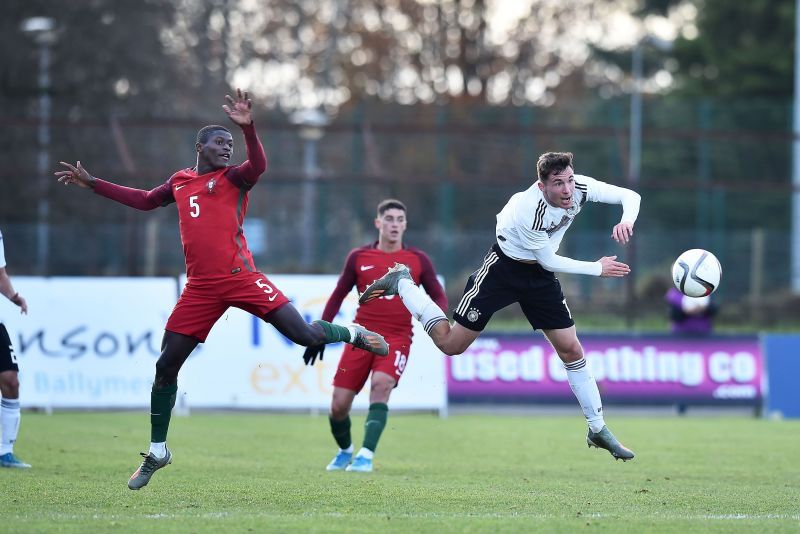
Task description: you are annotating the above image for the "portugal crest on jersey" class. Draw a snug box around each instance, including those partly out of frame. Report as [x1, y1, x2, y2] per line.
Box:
[206, 178, 217, 194]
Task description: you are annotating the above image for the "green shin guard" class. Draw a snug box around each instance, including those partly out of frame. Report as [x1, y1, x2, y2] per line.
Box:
[314, 320, 352, 344]
[329, 415, 352, 449]
[362, 402, 388, 452]
[150, 384, 178, 443]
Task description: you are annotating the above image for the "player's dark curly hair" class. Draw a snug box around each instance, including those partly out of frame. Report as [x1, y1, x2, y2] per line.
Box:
[196, 125, 231, 144]
[536, 152, 574, 181]
[377, 198, 407, 216]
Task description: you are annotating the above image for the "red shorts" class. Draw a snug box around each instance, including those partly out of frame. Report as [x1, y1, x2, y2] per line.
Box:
[165, 271, 289, 342]
[332, 334, 412, 393]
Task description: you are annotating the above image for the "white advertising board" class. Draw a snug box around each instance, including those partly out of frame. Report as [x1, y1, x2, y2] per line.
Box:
[1, 276, 447, 413]
[0, 277, 176, 408]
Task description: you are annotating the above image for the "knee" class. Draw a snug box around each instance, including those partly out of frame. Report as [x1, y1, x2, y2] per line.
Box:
[155, 355, 179, 385]
[439, 338, 469, 356]
[558, 341, 584, 363]
[0, 372, 20, 397]
[370, 380, 394, 402]
[330, 400, 350, 420]
[440, 344, 462, 356]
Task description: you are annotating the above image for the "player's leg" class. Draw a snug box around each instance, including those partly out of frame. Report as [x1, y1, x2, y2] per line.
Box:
[327, 387, 357, 471]
[151, 330, 201, 444]
[231, 272, 388, 355]
[327, 345, 372, 471]
[0, 325, 28, 468]
[128, 330, 199, 490]
[439, 246, 518, 354]
[542, 326, 603, 428]
[543, 326, 634, 461]
[427, 322, 482, 356]
[359, 264, 450, 344]
[346, 371, 396, 473]
[359, 248, 514, 355]
[265, 302, 389, 356]
[0, 371, 29, 469]
[129, 284, 221, 490]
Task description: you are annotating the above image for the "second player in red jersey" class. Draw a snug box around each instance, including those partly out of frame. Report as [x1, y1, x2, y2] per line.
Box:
[304, 199, 447, 472]
[56, 90, 390, 490]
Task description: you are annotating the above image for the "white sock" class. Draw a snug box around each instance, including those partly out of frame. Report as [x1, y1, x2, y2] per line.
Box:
[565, 359, 606, 433]
[356, 447, 374, 460]
[149, 441, 167, 458]
[0, 398, 20, 455]
[346, 325, 357, 343]
[397, 278, 448, 334]
[341, 445, 354, 454]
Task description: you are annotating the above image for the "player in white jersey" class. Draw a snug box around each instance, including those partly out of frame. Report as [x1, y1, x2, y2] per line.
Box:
[0, 229, 31, 468]
[360, 152, 639, 461]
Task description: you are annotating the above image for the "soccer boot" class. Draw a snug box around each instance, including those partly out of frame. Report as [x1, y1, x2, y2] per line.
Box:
[326, 450, 353, 471]
[349, 324, 389, 356]
[128, 448, 172, 490]
[587, 426, 635, 461]
[0, 452, 31, 468]
[358, 263, 412, 304]
[345, 455, 373, 473]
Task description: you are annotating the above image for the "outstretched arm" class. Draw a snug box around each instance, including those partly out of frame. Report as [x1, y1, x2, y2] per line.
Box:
[531, 244, 630, 278]
[223, 89, 268, 189]
[55, 161, 174, 210]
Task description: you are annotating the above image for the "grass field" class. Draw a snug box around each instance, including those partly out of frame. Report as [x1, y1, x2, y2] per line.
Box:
[3, 412, 799, 533]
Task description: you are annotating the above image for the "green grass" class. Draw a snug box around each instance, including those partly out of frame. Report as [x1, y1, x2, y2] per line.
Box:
[3, 412, 799, 532]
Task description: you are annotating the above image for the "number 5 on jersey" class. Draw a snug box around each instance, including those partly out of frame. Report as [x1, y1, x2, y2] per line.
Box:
[189, 195, 200, 218]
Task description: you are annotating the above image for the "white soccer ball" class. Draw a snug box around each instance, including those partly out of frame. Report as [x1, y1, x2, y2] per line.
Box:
[671, 249, 722, 297]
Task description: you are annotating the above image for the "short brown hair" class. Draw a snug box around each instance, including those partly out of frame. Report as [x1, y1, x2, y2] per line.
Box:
[377, 199, 407, 216]
[536, 152, 574, 181]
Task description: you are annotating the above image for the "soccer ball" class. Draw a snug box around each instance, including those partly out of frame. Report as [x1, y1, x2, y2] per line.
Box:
[671, 249, 722, 297]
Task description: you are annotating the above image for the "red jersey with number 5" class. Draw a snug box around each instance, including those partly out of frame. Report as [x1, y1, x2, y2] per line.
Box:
[170, 167, 256, 278]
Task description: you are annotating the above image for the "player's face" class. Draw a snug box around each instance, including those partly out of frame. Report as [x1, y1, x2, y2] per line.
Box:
[375, 208, 407, 244]
[539, 166, 575, 209]
[197, 131, 234, 170]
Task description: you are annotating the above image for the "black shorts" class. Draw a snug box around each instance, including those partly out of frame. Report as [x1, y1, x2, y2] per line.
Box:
[453, 244, 575, 332]
[0, 323, 19, 373]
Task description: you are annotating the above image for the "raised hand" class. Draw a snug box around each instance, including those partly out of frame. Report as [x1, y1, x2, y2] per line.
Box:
[597, 255, 630, 278]
[55, 161, 95, 189]
[222, 88, 252, 126]
[611, 222, 634, 245]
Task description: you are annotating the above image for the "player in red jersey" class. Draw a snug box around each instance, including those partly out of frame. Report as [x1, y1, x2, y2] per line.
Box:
[55, 90, 389, 489]
[303, 199, 447, 472]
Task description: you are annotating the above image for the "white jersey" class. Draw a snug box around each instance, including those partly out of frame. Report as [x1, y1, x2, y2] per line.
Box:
[495, 174, 640, 276]
[0, 229, 5, 269]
